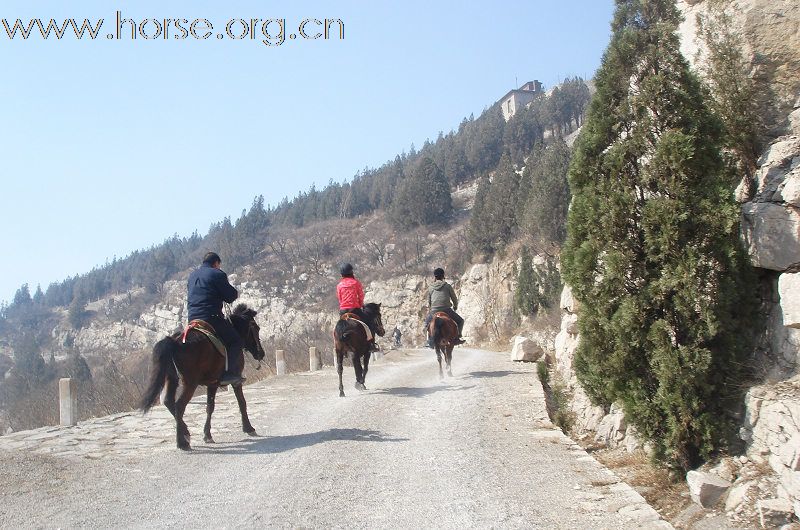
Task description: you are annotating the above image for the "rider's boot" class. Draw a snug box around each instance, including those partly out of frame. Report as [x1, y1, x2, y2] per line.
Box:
[368, 339, 380, 353]
[219, 353, 245, 386]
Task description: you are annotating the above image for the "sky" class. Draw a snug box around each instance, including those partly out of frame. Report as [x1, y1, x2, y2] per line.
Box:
[0, 0, 615, 304]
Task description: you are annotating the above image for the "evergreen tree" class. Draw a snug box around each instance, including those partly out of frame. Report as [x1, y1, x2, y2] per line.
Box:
[561, 0, 756, 470]
[514, 247, 538, 316]
[524, 140, 572, 247]
[390, 157, 452, 228]
[467, 176, 493, 255]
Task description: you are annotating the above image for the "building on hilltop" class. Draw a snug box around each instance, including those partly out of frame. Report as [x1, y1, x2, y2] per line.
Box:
[499, 80, 544, 121]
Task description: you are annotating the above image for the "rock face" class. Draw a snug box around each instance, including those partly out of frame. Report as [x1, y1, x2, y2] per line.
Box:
[686, 470, 732, 508]
[779, 273, 800, 329]
[739, 379, 800, 511]
[458, 260, 516, 342]
[510, 336, 543, 362]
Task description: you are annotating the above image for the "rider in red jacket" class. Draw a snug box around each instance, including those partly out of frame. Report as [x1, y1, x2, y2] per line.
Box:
[336, 263, 378, 352]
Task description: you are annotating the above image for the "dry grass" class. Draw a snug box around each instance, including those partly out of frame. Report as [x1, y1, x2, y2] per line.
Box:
[592, 447, 692, 523]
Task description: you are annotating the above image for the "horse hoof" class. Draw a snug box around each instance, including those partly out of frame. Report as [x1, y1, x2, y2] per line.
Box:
[339, 391, 346, 397]
[247, 430, 258, 437]
[178, 444, 192, 451]
[203, 436, 215, 444]
[354, 382, 365, 391]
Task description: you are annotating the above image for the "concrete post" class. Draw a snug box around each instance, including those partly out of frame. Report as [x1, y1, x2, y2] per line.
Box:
[59, 378, 77, 426]
[309, 346, 320, 371]
[276, 349, 286, 375]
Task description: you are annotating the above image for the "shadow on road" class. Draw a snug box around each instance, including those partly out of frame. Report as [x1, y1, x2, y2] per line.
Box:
[466, 370, 518, 379]
[191, 428, 409, 455]
[370, 384, 476, 398]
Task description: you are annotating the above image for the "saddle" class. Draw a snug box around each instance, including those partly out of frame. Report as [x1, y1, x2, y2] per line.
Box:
[341, 313, 374, 341]
[181, 320, 228, 366]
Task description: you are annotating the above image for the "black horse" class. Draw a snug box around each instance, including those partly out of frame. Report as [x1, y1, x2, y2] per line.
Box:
[140, 304, 266, 450]
[333, 302, 385, 397]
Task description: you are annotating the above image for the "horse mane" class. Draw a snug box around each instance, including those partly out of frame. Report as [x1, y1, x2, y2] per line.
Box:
[363, 302, 381, 315]
[231, 303, 257, 319]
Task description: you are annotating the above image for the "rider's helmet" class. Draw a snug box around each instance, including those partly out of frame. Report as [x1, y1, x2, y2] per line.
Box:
[433, 267, 445, 280]
[340, 263, 355, 276]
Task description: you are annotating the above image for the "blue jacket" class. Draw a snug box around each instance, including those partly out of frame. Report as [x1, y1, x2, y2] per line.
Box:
[187, 263, 239, 321]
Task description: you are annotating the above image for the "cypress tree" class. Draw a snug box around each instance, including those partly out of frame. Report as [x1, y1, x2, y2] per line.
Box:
[561, 0, 756, 469]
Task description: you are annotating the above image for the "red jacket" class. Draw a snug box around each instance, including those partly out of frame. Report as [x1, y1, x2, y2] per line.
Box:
[337, 277, 364, 310]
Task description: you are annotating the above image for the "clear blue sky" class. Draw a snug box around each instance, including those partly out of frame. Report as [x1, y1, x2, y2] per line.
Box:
[0, 0, 614, 304]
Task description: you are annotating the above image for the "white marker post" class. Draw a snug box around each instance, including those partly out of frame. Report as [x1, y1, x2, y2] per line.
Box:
[59, 378, 77, 426]
[309, 346, 320, 371]
[276, 349, 286, 375]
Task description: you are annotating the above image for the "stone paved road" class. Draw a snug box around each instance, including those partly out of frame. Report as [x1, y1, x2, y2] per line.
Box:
[0, 348, 671, 529]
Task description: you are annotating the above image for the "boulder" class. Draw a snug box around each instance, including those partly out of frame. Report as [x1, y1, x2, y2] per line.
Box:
[686, 470, 731, 508]
[779, 273, 800, 329]
[725, 480, 756, 512]
[758, 498, 795, 528]
[741, 202, 800, 271]
[510, 336, 543, 362]
[779, 168, 800, 207]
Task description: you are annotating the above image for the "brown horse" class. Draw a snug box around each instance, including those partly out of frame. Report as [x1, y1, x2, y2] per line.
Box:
[429, 312, 458, 379]
[139, 304, 266, 450]
[333, 302, 385, 397]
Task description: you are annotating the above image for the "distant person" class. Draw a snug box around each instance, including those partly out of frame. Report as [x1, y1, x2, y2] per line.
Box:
[187, 252, 244, 386]
[336, 263, 379, 353]
[392, 326, 402, 347]
[423, 267, 465, 348]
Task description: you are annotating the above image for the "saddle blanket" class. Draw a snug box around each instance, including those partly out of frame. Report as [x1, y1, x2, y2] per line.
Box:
[181, 320, 228, 365]
[342, 314, 373, 341]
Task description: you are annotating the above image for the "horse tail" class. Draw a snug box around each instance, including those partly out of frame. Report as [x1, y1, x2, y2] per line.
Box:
[140, 336, 177, 413]
[335, 319, 351, 343]
[433, 315, 446, 345]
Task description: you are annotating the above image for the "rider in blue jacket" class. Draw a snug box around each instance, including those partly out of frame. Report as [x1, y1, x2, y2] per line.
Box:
[187, 252, 244, 386]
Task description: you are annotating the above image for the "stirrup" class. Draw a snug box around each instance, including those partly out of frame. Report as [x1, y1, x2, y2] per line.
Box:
[219, 374, 245, 386]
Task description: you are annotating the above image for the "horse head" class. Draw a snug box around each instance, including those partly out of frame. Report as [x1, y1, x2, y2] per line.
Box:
[231, 304, 266, 360]
[363, 302, 385, 337]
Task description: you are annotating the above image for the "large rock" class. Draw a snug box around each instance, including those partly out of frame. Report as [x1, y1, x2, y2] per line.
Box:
[741, 202, 800, 271]
[686, 470, 731, 508]
[757, 498, 795, 528]
[510, 336, 543, 362]
[779, 273, 800, 329]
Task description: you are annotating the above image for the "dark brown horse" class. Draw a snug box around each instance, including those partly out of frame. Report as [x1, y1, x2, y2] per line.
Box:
[139, 304, 266, 450]
[429, 312, 458, 379]
[333, 302, 385, 397]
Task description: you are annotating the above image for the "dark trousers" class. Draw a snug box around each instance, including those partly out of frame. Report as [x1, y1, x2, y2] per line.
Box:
[339, 308, 376, 337]
[424, 308, 464, 335]
[206, 315, 244, 375]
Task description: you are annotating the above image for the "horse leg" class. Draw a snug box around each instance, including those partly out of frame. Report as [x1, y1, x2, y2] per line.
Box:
[174, 382, 197, 450]
[446, 345, 454, 377]
[337, 348, 345, 397]
[361, 351, 371, 390]
[436, 346, 444, 381]
[163, 375, 178, 417]
[233, 384, 257, 435]
[203, 385, 218, 443]
[351, 351, 365, 391]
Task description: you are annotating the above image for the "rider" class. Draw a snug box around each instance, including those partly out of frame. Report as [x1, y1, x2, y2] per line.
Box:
[424, 267, 465, 347]
[187, 252, 244, 386]
[336, 263, 379, 353]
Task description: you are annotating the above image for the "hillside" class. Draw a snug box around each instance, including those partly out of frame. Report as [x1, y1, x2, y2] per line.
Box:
[0, 78, 590, 433]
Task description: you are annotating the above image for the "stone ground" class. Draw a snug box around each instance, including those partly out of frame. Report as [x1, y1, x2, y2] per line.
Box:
[0, 348, 671, 529]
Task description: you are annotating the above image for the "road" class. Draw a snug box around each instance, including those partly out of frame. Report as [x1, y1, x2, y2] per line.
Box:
[0, 348, 669, 528]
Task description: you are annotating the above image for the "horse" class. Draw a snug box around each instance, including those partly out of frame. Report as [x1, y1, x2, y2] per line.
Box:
[333, 302, 385, 397]
[139, 304, 266, 450]
[429, 312, 459, 380]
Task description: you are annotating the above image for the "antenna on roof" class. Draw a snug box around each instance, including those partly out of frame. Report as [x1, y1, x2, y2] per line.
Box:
[515, 75, 518, 88]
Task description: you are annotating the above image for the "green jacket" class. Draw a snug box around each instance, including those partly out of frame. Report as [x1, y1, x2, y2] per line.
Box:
[429, 280, 458, 311]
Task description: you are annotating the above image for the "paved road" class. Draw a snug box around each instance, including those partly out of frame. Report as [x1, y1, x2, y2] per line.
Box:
[0, 348, 670, 529]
